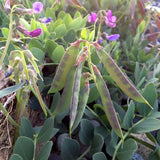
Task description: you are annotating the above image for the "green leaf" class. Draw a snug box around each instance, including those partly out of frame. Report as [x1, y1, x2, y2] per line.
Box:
[51, 45, 65, 63]
[117, 138, 137, 160]
[10, 154, 23, 160]
[51, 19, 63, 32]
[81, 28, 89, 40]
[36, 141, 53, 160]
[28, 39, 43, 51]
[37, 117, 54, 143]
[55, 24, 66, 39]
[13, 137, 34, 160]
[29, 47, 45, 64]
[137, 20, 146, 34]
[61, 138, 80, 160]
[46, 8, 56, 21]
[122, 101, 135, 130]
[79, 119, 94, 145]
[45, 40, 57, 58]
[68, 17, 82, 31]
[0, 82, 25, 98]
[88, 83, 99, 103]
[1, 27, 9, 38]
[64, 29, 76, 43]
[90, 134, 104, 155]
[138, 83, 157, 116]
[93, 152, 107, 160]
[19, 117, 34, 139]
[63, 13, 72, 28]
[131, 118, 160, 133]
[89, 30, 95, 42]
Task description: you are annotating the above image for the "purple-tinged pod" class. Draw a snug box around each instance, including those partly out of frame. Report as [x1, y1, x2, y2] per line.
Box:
[71, 79, 90, 132]
[53, 65, 77, 122]
[69, 62, 83, 134]
[48, 44, 80, 94]
[92, 64, 124, 140]
[97, 50, 152, 109]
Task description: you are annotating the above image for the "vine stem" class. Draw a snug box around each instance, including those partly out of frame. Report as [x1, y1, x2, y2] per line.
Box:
[87, 44, 96, 82]
[112, 132, 129, 160]
[0, 7, 13, 67]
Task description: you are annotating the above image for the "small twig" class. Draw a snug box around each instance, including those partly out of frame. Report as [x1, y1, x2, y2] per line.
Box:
[2, 92, 16, 111]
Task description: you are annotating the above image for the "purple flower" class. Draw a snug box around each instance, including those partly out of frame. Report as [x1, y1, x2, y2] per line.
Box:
[105, 10, 117, 28]
[98, 37, 103, 44]
[17, 26, 42, 38]
[32, 2, 43, 14]
[88, 12, 97, 24]
[39, 17, 53, 24]
[106, 34, 120, 41]
[4, 0, 10, 13]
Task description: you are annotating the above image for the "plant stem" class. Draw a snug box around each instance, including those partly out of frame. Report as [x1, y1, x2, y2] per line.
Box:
[0, 102, 19, 128]
[77, 146, 91, 160]
[112, 132, 129, 160]
[87, 45, 96, 82]
[0, 10, 13, 66]
[33, 134, 38, 160]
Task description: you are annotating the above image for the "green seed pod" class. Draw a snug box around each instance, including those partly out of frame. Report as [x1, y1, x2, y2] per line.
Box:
[69, 62, 82, 134]
[92, 63, 123, 140]
[53, 65, 77, 122]
[71, 78, 90, 132]
[97, 50, 152, 109]
[48, 45, 80, 93]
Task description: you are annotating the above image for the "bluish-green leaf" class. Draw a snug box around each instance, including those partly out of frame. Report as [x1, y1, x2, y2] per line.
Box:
[131, 118, 160, 133]
[93, 152, 107, 160]
[79, 119, 94, 145]
[61, 138, 80, 160]
[117, 138, 137, 160]
[0, 82, 25, 98]
[122, 101, 135, 130]
[37, 117, 54, 143]
[19, 117, 34, 139]
[13, 137, 34, 160]
[138, 83, 157, 116]
[36, 141, 53, 160]
[10, 154, 23, 160]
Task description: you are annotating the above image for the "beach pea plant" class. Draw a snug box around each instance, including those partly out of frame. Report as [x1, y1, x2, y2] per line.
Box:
[1, 0, 160, 160]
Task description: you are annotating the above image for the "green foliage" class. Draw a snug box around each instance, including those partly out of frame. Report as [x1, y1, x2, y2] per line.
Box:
[61, 138, 80, 160]
[13, 136, 34, 160]
[117, 139, 137, 160]
[1, 0, 160, 159]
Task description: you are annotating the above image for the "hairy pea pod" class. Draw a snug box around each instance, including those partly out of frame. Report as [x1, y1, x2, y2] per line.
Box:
[97, 50, 152, 109]
[92, 64, 123, 139]
[53, 65, 77, 121]
[69, 62, 83, 135]
[48, 42, 80, 93]
[71, 78, 90, 132]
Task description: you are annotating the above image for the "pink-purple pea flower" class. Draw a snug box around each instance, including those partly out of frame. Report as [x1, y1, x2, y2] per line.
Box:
[4, 0, 10, 13]
[105, 10, 117, 28]
[39, 17, 53, 24]
[98, 37, 103, 44]
[17, 26, 42, 38]
[32, 2, 43, 14]
[88, 12, 97, 24]
[106, 34, 120, 41]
